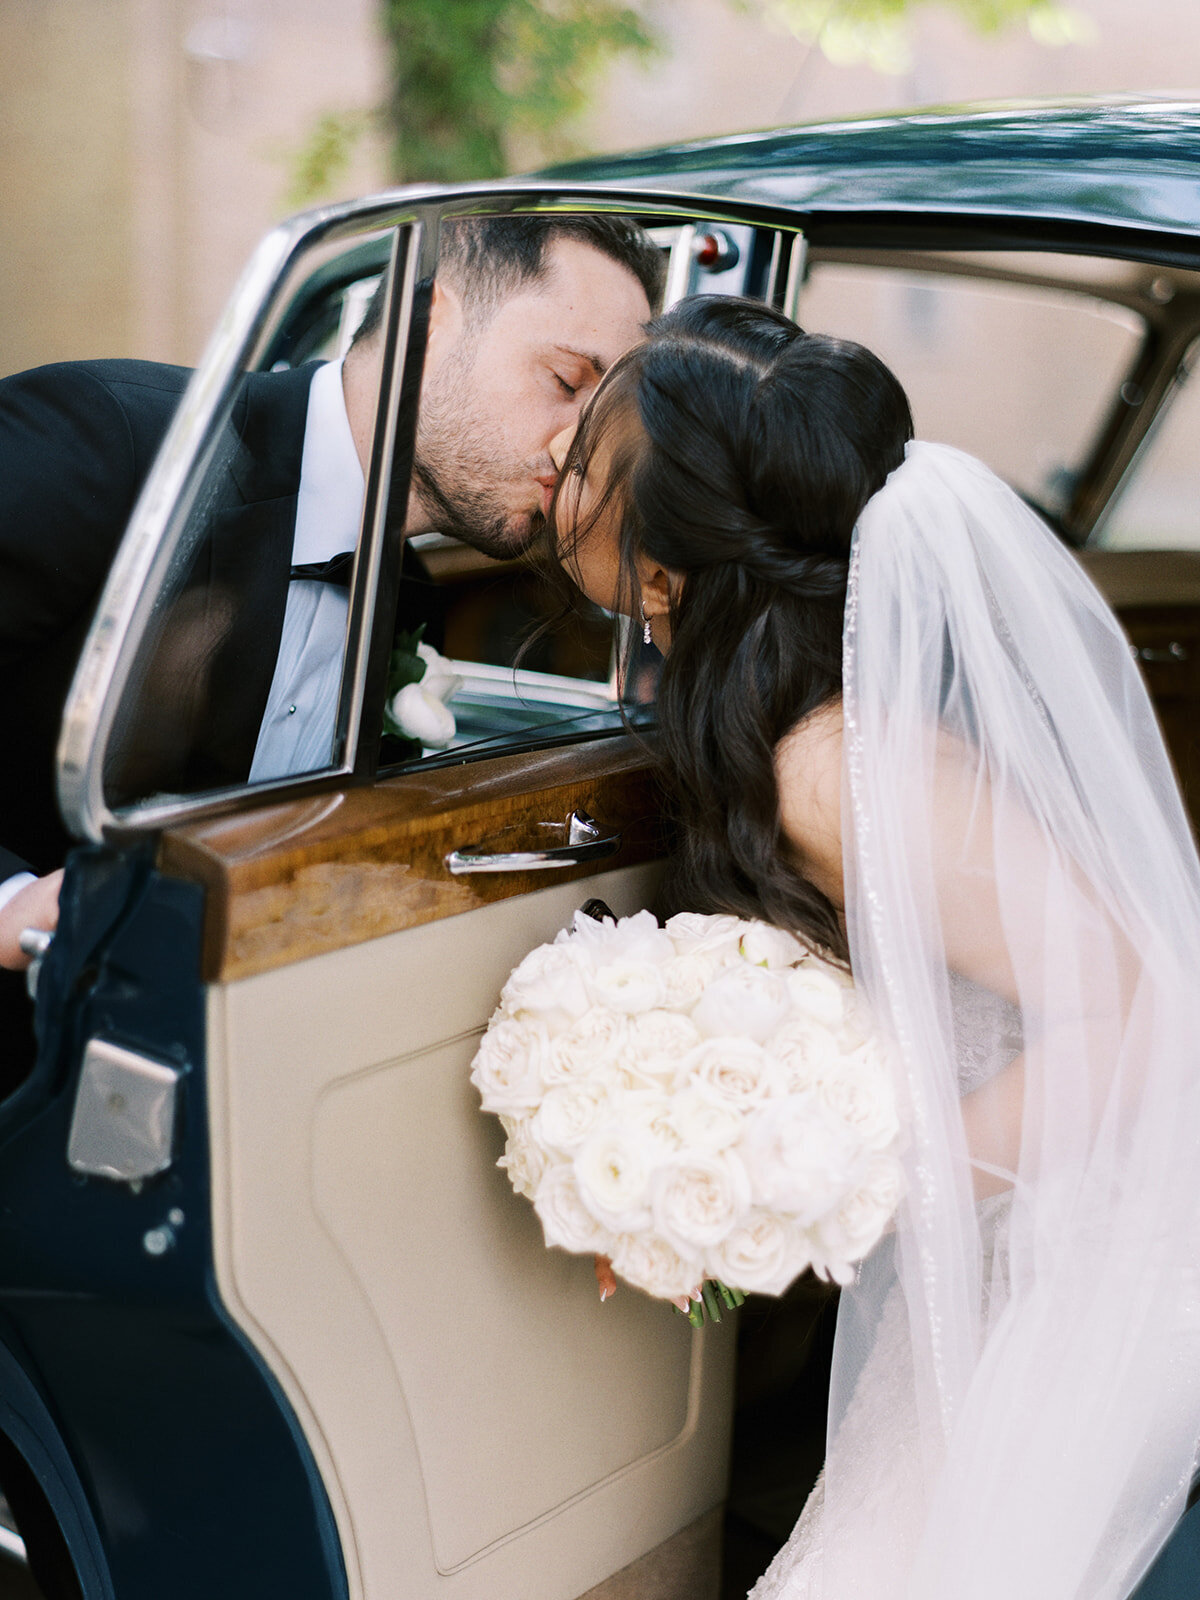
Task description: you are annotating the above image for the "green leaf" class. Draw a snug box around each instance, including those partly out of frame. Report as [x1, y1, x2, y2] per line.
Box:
[386, 623, 429, 701]
[761, 0, 1095, 73]
[379, 0, 659, 181]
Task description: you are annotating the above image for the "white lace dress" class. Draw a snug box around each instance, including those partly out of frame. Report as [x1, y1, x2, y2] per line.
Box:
[749, 977, 1022, 1600]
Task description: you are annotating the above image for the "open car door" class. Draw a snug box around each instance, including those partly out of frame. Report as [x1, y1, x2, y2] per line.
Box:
[0, 190, 766, 1598]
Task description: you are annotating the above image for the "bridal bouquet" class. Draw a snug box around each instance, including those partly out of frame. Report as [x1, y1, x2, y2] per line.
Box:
[470, 910, 904, 1304]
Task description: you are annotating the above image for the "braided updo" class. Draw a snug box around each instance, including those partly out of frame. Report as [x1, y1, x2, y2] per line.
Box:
[557, 295, 914, 958]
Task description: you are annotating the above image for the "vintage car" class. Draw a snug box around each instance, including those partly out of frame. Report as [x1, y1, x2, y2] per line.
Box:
[3, 94, 1200, 1598]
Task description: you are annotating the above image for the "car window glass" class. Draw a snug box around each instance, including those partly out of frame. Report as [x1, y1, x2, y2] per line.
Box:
[372, 216, 684, 773]
[92, 208, 684, 821]
[101, 360, 368, 812]
[90, 223, 404, 832]
[797, 257, 1143, 519]
[1093, 339, 1200, 549]
[380, 535, 662, 770]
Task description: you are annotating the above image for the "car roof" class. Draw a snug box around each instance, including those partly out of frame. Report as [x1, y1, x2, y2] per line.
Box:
[539, 96, 1200, 238]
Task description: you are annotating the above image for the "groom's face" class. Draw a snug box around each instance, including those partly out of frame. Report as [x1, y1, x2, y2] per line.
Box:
[410, 237, 651, 558]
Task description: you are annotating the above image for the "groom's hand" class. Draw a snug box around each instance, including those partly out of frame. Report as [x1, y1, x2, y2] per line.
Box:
[0, 870, 63, 969]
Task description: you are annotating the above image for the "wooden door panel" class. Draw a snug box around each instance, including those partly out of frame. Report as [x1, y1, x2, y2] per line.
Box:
[160, 737, 664, 981]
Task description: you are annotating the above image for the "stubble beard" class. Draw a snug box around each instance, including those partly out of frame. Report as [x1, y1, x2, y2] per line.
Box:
[412, 346, 544, 560]
[410, 453, 542, 560]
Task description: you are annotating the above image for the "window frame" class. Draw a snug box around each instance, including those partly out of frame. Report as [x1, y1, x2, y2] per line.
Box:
[56, 186, 805, 849]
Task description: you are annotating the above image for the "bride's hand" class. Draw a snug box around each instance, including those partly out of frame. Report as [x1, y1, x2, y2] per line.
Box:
[594, 1254, 617, 1302]
[593, 1254, 698, 1313]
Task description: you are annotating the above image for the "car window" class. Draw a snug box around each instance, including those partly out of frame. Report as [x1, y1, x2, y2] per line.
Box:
[59, 215, 415, 847]
[796, 255, 1144, 520]
[1093, 338, 1200, 549]
[60, 203, 718, 843]
[101, 359, 368, 809]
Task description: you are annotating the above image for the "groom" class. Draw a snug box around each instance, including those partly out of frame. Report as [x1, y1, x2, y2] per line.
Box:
[0, 213, 662, 1080]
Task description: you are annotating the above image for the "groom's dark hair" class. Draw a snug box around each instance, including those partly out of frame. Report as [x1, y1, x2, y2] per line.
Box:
[352, 213, 664, 347]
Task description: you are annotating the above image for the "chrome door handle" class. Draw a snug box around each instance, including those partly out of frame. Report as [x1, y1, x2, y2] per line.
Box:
[445, 809, 621, 875]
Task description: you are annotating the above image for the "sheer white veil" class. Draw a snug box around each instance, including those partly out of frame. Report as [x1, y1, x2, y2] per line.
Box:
[833, 441, 1200, 1597]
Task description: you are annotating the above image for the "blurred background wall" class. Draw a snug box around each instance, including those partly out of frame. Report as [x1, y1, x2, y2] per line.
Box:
[0, 0, 1194, 377]
[0, 0, 387, 372]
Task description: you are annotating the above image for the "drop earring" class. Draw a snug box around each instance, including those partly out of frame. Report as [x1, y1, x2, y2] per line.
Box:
[639, 601, 653, 647]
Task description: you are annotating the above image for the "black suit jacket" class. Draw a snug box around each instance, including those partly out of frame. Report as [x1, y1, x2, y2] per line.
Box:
[0, 357, 318, 880]
[0, 357, 315, 1092]
[0, 354, 443, 1087]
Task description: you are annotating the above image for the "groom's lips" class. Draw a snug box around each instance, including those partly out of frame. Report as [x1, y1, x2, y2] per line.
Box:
[540, 483, 556, 517]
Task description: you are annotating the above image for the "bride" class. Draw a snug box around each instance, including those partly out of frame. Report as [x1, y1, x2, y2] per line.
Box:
[546, 296, 1200, 1599]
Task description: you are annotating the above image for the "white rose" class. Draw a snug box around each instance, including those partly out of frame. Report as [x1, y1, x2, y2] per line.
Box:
[837, 991, 876, 1050]
[738, 922, 807, 969]
[534, 1164, 611, 1253]
[741, 1096, 865, 1224]
[685, 1037, 781, 1109]
[818, 1058, 900, 1153]
[565, 908, 675, 970]
[812, 1154, 904, 1279]
[664, 912, 747, 962]
[415, 641, 463, 703]
[388, 681, 456, 747]
[501, 942, 591, 1026]
[497, 1119, 551, 1199]
[629, 1010, 702, 1083]
[771, 1017, 841, 1092]
[706, 1210, 812, 1296]
[785, 962, 852, 1029]
[652, 1150, 751, 1257]
[574, 1125, 659, 1233]
[470, 1017, 550, 1113]
[547, 1007, 630, 1083]
[691, 964, 791, 1042]
[532, 1079, 614, 1153]
[658, 952, 723, 1011]
[610, 1231, 702, 1301]
[588, 960, 665, 1016]
[623, 1091, 684, 1156]
[670, 1085, 744, 1152]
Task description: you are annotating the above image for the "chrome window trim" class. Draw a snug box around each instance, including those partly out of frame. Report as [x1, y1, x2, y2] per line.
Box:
[56, 181, 804, 846]
[334, 222, 427, 779]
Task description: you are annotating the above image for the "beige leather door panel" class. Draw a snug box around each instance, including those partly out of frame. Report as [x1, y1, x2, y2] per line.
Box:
[164, 744, 735, 1600]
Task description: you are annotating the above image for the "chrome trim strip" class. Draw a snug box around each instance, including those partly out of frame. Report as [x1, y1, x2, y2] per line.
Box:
[663, 222, 698, 308]
[783, 232, 809, 322]
[0, 1523, 26, 1564]
[334, 222, 424, 777]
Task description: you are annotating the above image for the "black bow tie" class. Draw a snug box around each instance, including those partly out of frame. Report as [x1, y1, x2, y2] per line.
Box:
[290, 551, 354, 588]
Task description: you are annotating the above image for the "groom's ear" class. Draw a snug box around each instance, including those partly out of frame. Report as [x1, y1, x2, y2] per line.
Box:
[425, 278, 465, 370]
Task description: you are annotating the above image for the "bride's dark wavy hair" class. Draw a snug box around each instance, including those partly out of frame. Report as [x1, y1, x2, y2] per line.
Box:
[554, 296, 913, 959]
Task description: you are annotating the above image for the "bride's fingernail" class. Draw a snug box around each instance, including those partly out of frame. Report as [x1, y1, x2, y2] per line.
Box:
[599, 1286, 611, 1302]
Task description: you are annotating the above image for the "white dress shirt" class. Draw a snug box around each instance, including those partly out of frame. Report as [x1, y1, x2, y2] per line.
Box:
[248, 359, 365, 783]
[0, 873, 34, 914]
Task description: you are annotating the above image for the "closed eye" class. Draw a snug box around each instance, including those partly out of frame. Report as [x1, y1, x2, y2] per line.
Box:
[554, 373, 578, 398]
